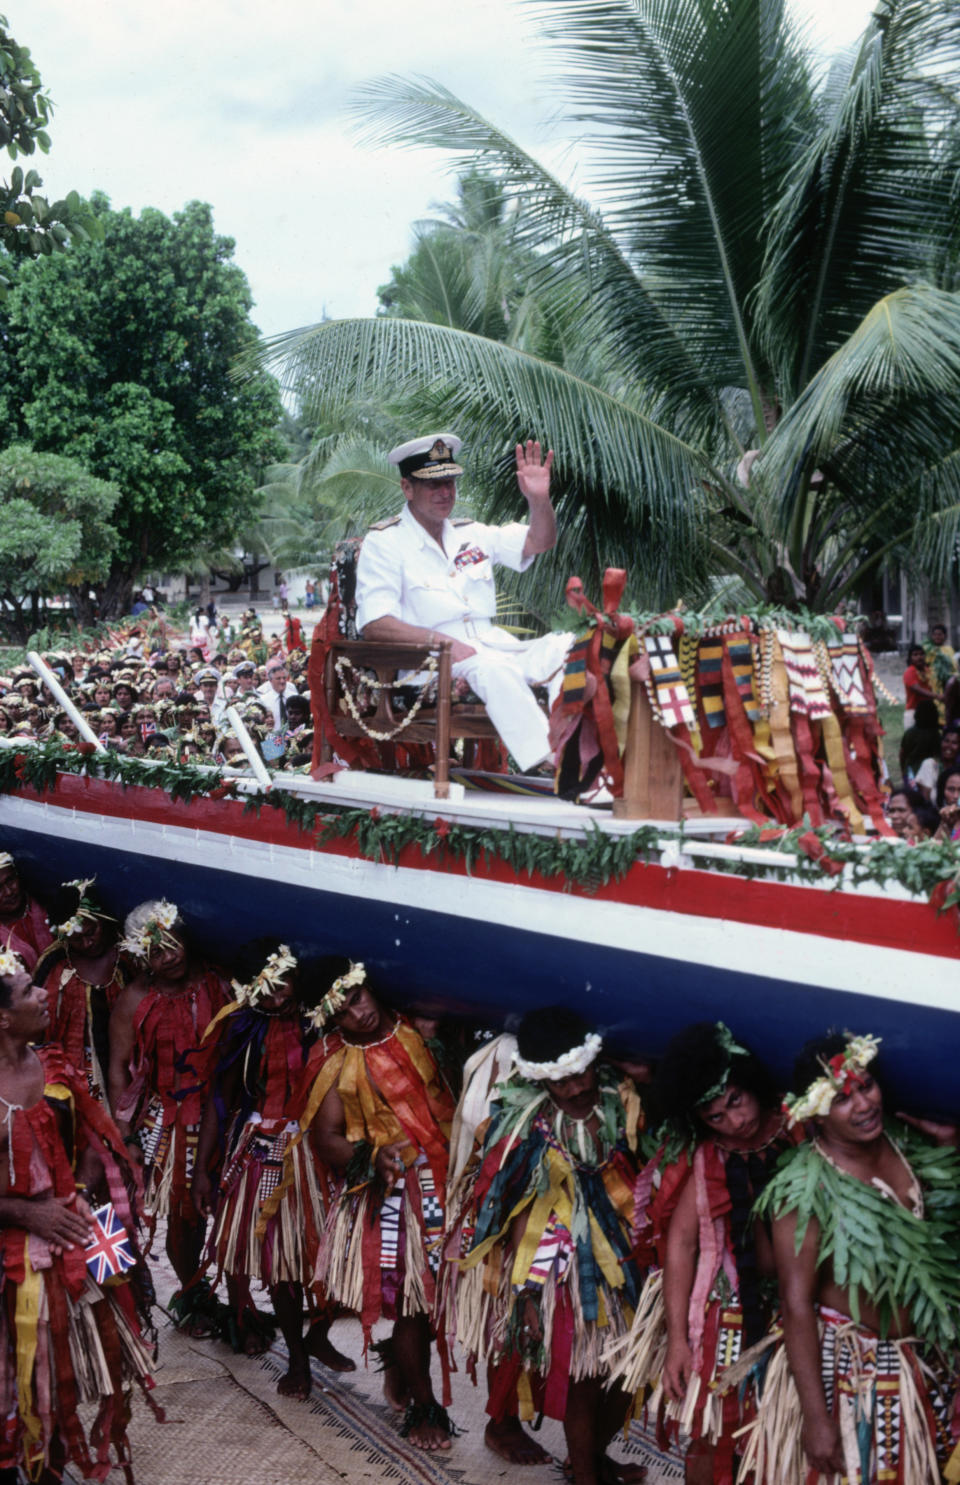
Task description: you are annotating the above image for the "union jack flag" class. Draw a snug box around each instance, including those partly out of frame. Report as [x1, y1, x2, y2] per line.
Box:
[85, 1203, 136, 1285]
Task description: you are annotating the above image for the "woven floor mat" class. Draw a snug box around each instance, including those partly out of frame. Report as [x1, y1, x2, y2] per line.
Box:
[64, 1255, 685, 1483]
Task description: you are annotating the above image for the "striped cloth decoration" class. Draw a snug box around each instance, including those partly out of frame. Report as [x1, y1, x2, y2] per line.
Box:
[644, 635, 696, 728]
[727, 635, 762, 721]
[697, 640, 726, 728]
[827, 636, 869, 714]
[776, 630, 833, 719]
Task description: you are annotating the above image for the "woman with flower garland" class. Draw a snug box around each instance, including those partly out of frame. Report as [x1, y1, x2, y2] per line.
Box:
[0, 947, 155, 1481]
[605, 1022, 797, 1485]
[445, 1007, 646, 1485]
[267, 959, 456, 1452]
[34, 878, 128, 1107]
[192, 943, 354, 1391]
[108, 900, 229, 1326]
[737, 1031, 960, 1484]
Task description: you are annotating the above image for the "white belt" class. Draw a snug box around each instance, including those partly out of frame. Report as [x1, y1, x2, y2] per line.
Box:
[461, 617, 494, 639]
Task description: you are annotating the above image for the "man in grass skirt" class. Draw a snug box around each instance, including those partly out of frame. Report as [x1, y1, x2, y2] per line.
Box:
[605, 1022, 799, 1485]
[108, 900, 228, 1332]
[270, 959, 456, 1452]
[193, 943, 354, 1391]
[442, 1007, 646, 1485]
[0, 947, 155, 1482]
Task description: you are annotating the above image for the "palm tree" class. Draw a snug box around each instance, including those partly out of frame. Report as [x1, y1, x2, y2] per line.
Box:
[253, 0, 960, 613]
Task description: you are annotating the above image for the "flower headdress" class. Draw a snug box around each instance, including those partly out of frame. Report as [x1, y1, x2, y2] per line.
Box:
[119, 899, 181, 960]
[55, 876, 114, 941]
[783, 1033, 881, 1126]
[232, 945, 298, 1008]
[305, 961, 366, 1031]
[0, 852, 14, 870]
[513, 1030, 603, 1082]
[0, 945, 26, 979]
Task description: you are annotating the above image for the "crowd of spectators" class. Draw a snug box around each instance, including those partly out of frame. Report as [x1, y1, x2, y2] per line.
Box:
[0, 607, 314, 773]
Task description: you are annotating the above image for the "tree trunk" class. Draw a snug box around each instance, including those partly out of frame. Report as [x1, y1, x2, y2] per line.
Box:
[97, 567, 136, 621]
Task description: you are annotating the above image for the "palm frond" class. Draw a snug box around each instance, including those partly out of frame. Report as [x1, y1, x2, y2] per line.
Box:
[757, 0, 960, 396]
[350, 74, 722, 432]
[530, 0, 817, 418]
[251, 315, 717, 602]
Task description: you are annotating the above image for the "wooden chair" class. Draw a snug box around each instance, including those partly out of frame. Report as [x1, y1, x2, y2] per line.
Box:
[311, 540, 505, 797]
[321, 635, 501, 798]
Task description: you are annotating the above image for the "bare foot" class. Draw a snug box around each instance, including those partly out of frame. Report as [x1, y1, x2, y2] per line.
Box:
[485, 1417, 551, 1465]
[305, 1321, 356, 1373]
[403, 1407, 453, 1453]
[563, 1456, 646, 1485]
[277, 1359, 311, 1400]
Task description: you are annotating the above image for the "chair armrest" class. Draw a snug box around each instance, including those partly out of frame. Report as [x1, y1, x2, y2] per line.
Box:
[330, 638, 451, 669]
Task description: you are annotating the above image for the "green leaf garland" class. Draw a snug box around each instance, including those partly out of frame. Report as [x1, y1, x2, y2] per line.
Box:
[755, 1126, 960, 1348]
[0, 741, 958, 904]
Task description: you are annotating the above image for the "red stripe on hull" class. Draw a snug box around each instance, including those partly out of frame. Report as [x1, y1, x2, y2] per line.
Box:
[17, 774, 960, 961]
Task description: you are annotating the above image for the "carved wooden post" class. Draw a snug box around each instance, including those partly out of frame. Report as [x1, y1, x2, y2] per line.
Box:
[433, 640, 451, 799]
[612, 676, 683, 820]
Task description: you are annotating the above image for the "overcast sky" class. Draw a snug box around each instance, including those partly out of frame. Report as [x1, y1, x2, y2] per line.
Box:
[19, 0, 873, 338]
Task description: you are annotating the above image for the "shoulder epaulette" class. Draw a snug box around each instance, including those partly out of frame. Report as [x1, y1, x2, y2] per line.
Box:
[368, 516, 401, 531]
[451, 517, 474, 527]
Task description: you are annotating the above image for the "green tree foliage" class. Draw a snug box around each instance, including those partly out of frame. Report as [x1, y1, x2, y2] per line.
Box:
[1, 196, 283, 617]
[254, 0, 960, 612]
[0, 446, 119, 641]
[377, 168, 541, 343]
[0, 14, 102, 296]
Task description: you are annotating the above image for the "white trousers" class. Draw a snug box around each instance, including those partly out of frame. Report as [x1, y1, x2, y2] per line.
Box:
[448, 628, 572, 771]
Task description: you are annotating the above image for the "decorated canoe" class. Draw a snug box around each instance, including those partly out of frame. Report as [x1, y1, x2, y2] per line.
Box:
[1, 744, 958, 1117]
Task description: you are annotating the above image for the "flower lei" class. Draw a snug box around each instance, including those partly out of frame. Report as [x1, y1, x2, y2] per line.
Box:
[513, 1030, 603, 1082]
[119, 898, 181, 960]
[782, 1033, 880, 1125]
[232, 944, 298, 1008]
[305, 960, 365, 1030]
[334, 652, 438, 742]
[0, 946, 25, 978]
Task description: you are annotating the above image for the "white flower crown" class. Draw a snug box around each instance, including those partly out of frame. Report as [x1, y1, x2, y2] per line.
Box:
[234, 944, 298, 1007]
[119, 899, 180, 959]
[0, 946, 26, 979]
[305, 960, 366, 1031]
[513, 1031, 603, 1082]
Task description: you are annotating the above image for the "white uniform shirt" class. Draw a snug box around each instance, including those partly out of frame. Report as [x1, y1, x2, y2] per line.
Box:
[355, 502, 534, 638]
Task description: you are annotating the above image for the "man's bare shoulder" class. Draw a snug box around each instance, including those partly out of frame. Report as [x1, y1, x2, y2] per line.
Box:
[112, 977, 149, 1019]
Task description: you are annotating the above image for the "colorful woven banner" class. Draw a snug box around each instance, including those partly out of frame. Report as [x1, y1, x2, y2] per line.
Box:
[726, 635, 762, 721]
[643, 635, 695, 728]
[827, 636, 869, 714]
[696, 640, 726, 729]
[777, 630, 833, 720]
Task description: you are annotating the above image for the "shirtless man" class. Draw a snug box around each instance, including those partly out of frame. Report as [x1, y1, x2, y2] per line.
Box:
[745, 1032, 960, 1484]
[108, 900, 228, 1319]
[299, 960, 456, 1451]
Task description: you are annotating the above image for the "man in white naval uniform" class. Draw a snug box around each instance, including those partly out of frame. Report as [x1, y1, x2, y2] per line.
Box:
[355, 433, 571, 772]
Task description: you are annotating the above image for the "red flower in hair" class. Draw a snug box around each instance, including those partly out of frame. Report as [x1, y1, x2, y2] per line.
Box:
[828, 1053, 846, 1076]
